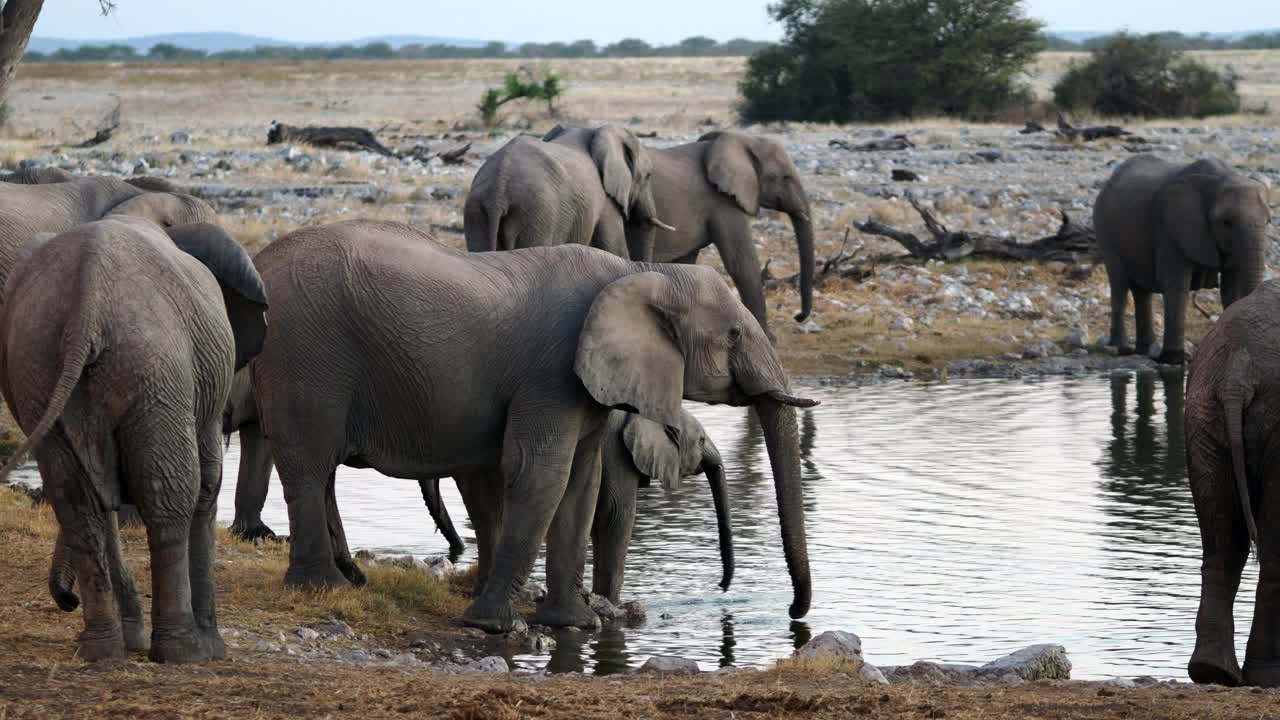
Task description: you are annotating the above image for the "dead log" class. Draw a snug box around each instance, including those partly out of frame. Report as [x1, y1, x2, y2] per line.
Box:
[763, 229, 878, 289]
[267, 121, 395, 156]
[891, 169, 921, 182]
[1055, 111, 1130, 143]
[437, 142, 471, 165]
[76, 99, 121, 148]
[1019, 120, 1046, 134]
[854, 196, 1096, 263]
[830, 134, 915, 152]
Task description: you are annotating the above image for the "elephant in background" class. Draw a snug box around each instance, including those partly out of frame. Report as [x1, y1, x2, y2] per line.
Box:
[1185, 279, 1280, 687]
[0, 219, 267, 663]
[630, 130, 816, 336]
[221, 368, 466, 558]
[0, 175, 217, 288]
[592, 409, 732, 604]
[1095, 154, 1272, 364]
[1, 166, 180, 192]
[250, 220, 813, 633]
[464, 125, 670, 258]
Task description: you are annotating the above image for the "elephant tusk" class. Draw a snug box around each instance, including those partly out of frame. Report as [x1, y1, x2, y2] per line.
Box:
[765, 390, 820, 408]
[648, 217, 677, 232]
[793, 212, 811, 223]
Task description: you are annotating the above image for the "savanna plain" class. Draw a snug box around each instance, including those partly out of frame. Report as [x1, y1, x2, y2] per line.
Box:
[1, 52, 1280, 718]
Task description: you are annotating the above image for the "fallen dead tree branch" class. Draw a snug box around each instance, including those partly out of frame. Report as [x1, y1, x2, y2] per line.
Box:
[830, 134, 915, 152]
[1055, 111, 1134, 143]
[75, 99, 121, 148]
[267, 122, 396, 156]
[853, 196, 1096, 263]
[763, 229, 877, 289]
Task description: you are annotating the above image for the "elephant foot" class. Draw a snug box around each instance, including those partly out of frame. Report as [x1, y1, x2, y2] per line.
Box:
[76, 629, 127, 662]
[123, 618, 149, 653]
[1243, 659, 1280, 688]
[1189, 643, 1243, 686]
[284, 561, 350, 590]
[1116, 345, 1137, 356]
[197, 627, 227, 661]
[1157, 349, 1189, 366]
[230, 518, 277, 543]
[150, 628, 211, 664]
[532, 596, 603, 631]
[334, 553, 368, 587]
[462, 596, 526, 634]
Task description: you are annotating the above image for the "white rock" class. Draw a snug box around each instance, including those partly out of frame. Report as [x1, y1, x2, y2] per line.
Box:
[464, 656, 510, 673]
[975, 644, 1071, 681]
[636, 656, 701, 674]
[253, 641, 281, 653]
[795, 630, 865, 668]
[890, 316, 914, 332]
[860, 663, 890, 685]
[296, 627, 320, 642]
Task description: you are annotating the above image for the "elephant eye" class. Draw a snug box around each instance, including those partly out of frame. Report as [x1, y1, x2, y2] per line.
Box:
[728, 325, 743, 345]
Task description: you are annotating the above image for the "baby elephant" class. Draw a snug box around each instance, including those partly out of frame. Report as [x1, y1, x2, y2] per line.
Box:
[0, 218, 267, 663]
[1095, 154, 1271, 364]
[592, 409, 733, 604]
[1186, 279, 1280, 687]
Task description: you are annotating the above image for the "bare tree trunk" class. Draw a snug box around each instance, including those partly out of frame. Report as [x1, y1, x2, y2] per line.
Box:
[0, 0, 44, 110]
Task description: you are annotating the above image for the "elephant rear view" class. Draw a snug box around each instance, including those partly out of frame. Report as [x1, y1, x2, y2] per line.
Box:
[463, 125, 669, 258]
[1185, 279, 1280, 687]
[1095, 154, 1271, 364]
[0, 218, 267, 663]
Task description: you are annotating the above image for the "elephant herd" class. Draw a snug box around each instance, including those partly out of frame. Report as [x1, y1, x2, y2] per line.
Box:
[1, 128, 1278, 688]
[0, 126, 815, 664]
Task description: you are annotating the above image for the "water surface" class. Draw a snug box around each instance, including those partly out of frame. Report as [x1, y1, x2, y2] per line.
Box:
[208, 371, 1253, 677]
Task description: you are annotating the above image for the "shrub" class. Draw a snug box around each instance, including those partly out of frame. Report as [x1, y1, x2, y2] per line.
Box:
[738, 0, 1044, 123]
[1053, 33, 1241, 118]
[477, 67, 566, 128]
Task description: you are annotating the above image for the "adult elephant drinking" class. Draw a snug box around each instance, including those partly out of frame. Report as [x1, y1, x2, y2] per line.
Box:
[631, 130, 816, 336]
[251, 220, 813, 633]
[1095, 154, 1272, 364]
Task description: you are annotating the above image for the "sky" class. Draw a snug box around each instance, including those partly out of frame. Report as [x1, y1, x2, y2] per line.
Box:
[29, 0, 1279, 45]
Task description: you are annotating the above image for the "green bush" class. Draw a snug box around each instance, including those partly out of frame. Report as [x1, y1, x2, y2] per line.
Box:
[477, 67, 566, 128]
[1053, 33, 1241, 118]
[738, 0, 1044, 123]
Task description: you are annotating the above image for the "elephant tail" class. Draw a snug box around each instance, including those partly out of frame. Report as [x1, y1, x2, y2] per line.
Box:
[1225, 350, 1259, 547]
[0, 246, 101, 484]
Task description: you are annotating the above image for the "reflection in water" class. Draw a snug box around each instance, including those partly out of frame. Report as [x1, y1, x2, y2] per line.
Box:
[209, 373, 1254, 679]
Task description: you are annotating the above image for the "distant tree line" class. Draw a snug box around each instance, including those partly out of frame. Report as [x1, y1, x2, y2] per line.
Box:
[21, 36, 774, 63]
[1043, 30, 1280, 52]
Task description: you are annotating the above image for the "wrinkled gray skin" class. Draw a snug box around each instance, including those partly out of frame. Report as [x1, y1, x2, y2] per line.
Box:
[0, 166, 179, 192]
[464, 125, 668, 258]
[1095, 154, 1272, 364]
[221, 368, 466, 558]
[1185, 279, 1280, 687]
[251, 220, 813, 633]
[592, 409, 733, 604]
[629, 130, 816, 337]
[0, 218, 268, 663]
[0, 175, 217, 290]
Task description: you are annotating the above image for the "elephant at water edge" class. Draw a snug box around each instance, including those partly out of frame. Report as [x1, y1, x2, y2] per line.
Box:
[1094, 154, 1272, 364]
[248, 220, 813, 633]
[0, 219, 267, 663]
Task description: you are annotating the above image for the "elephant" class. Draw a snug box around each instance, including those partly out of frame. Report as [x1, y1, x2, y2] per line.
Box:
[0, 218, 268, 663]
[1185, 279, 1280, 687]
[221, 367, 466, 558]
[464, 124, 671, 258]
[591, 409, 733, 605]
[249, 219, 813, 633]
[628, 130, 816, 336]
[0, 175, 217, 289]
[1094, 154, 1272, 364]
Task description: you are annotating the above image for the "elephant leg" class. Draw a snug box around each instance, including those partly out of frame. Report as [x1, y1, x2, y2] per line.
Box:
[230, 423, 276, 541]
[325, 471, 366, 587]
[1132, 288, 1155, 357]
[38, 435, 126, 661]
[106, 512, 147, 652]
[1106, 271, 1133, 353]
[188, 422, 226, 660]
[1188, 437, 1248, 686]
[462, 409, 582, 633]
[590, 218, 630, 259]
[590, 461, 637, 604]
[670, 247, 702, 265]
[419, 477, 466, 558]
[1244, 450, 1280, 687]
[712, 223, 771, 340]
[456, 471, 502, 596]
[1159, 280, 1191, 365]
[275, 446, 348, 588]
[534, 428, 603, 630]
[124, 418, 205, 663]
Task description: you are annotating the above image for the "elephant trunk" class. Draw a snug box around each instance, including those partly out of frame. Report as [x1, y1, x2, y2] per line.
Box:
[754, 397, 811, 619]
[789, 207, 816, 323]
[49, 529, 80, 612]
[1221, 255, 1264, 308]
[704, 462, 735, 591]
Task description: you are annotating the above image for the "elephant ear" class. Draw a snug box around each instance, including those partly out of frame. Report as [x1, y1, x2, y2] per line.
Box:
[109, 192, 215, 228]
[622, 414, 682, 490]
[542, 124, 568, 141]
[590, 126, 638, 219]
[702, 131, 760, 216]
[165, 223, 269, 371]
[575, 272, 683, 429]
[1159, 174, 1220, 273]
